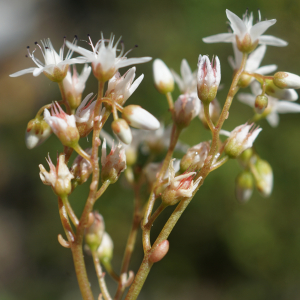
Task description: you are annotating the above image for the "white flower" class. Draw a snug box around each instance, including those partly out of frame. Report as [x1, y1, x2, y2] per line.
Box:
[105, 67, 144, 105]
[223, 123, 262, 158]
[44, 102, 80, 147]
[63, 64, 91, 107]
[273, 72, 300, 89]
[238, 82, 300, 127]
[122, 105, 160, 130]
[171, 59, 197, 93]
[228, 44, 277, 75]
[197, 55, 221, 103]
[39, 154, 74, 196]
[203, 9, 287, 49]
[66, 34, 152, 81]
[97, 232, 114, 261]
[153, 59, 174, 94]
[10, 37, 85, 81]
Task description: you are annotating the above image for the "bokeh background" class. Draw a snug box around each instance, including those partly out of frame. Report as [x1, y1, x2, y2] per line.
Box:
[1, 0, 300, 299]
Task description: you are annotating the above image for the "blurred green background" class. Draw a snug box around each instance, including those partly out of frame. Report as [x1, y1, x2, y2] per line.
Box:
[1, 0, 300, 299]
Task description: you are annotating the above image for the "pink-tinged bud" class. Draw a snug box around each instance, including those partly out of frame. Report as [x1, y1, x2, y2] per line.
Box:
[25, 116, 52, 149]
[224, 123, 262, 158]
[70, 148, 93, 186]
[85, 212, 105, 252]
[111, 119, 132, 145]
[197, 55, 221, 104]
[122, 105, 160, 130]
[235, 170, 254, 203]
[198, 98, 221, 129]
[254, 95, 268, 114]
[97, 232, 114, 263]
[162, 159, 201, 206]
[273, 72, 300, 89]
[75, 93, 104, 138]
[174, 92, 201, 128]
[150, 240, 169, 263]
[63, 64, 92, 110]
[180, 141, 210, 172]
[253, 158, 273, 197]
[44, 102, 80, 148]
[101, 139, 126, 183]
[39, 154, 74, 196]
[153, 59, 174, 94]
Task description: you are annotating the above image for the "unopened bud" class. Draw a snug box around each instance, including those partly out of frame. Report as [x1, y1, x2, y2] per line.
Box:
[111, 119, 132, 145]
[153, 59, 174, 94]
[70, 148, 93, 185]
[265, 79, 298, 101]
[238, 148, 255, 167]
[236, 33, 258, 54]
[174, 93, 201, 128]
[97, 232, 114, 263]
[224, 123, 262, 158]
[85, 212, 105, 252]
[235, 170, 254, 203]
[199, 98, 221, 129]
[253, 158, 273, 197]
[25, 116, 52, 149]
[197, 55, 221, 104]
[254, 95, 268, 114]
[180, 141, 210, 171]
[273, 72, 300, 89]
[122, 105, 160, 130]
[238, 73, 252, 88]
[150, 240, 169, 263]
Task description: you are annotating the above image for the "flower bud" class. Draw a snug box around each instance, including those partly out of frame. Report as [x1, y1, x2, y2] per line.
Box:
[235, 170, 254, 203]
[150, 240, 169, 263]
[254, 94, 268, 114]
[39, 154, 74, 197]
[238, 148, 254, 167]
[44, 102, 80, 148]
[85, 212, 105, 252]
[180, 141, 210, 172]
[238, 73, 252, 88]
[101, 139, 126, 183]
[122, 105, 160, 130]
[265, 79, 298, 101]
[153, 59, 174, 94]
[198, 98, 221, 129]
[111, 119, 132, 145]
[197, 55, 221, 104]
[174, 92, 201, 128]
[70, 148, 93, 186]
[273, 72, 300, 89]
[224, 123, 262, 158]
[253, 158, 273, 197]
[97, 232, 114, 263]
[25, 116, 52, 149]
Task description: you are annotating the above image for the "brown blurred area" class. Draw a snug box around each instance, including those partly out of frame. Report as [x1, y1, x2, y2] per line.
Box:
[2, 0, 300, 299]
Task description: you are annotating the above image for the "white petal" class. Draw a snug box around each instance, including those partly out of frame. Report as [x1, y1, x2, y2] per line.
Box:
[275, 101, 300, 113]
[250, 19, 276, 41]
[33, 67, 44, 77]
[255, 64, 277, 75]
[237, 93, 256, 107]
[128, 74, 144, 96]
[181, 59, 193, 81]
[65, 41, 95, 60]
[202, 33, 235, 43]
[228, 56, 236, 70]
[171, 70, 184, 92]
[226, 9, 247, 36]
[9, 67, 37, 77]
[266, 112, 279, 127]
[246, 45, 266, 72]
[116, 57, 152, 69]
[258, 35, 288, 47]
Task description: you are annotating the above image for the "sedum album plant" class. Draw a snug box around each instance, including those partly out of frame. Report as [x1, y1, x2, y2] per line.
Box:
[9, 8, 300, 300]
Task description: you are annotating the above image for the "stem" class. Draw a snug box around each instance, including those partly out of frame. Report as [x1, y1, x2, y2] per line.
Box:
[63, 197, 79, 226]
[73, 144, 92, 162]
[143, 203, 167, 230]
[92, 251, 112, 300]
[166, 92, 174, 111]
[114, 183, 143, 300]
[64, 146, 74, 164]
[210, 156, 229, 172]
[203, 103, 215, 132]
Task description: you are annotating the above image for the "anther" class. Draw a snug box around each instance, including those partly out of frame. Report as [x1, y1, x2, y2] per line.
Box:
[27, 46, 30, 49]
[34, 41, 38, 45]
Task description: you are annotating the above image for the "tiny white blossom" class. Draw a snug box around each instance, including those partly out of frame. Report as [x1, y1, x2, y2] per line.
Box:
[203, 9, 287, 49]
[66, 34, 151, 81]
[10, 37, 84, 81]
[171, 59, 197, 93]
[153, 59, 174, 94]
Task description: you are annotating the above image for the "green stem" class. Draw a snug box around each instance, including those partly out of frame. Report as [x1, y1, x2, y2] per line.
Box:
[203, 103, 215, 132]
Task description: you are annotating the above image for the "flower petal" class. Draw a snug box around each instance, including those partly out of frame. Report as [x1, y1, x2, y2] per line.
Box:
[66, 41, 96, 60]
[237, 93, 256, 107]
[255, 64, 278, 75]
[9, 67, 37, 77]
[116, 57, 152, 69]
[202, 33, 235, 43]
[246, 45, 266, 72]
[258, 35, 288, 47]
[250, 19, 276, 41]
[266, 112, 279, 127]
[226, 9, 247, 36]
[275, 101, 300, 113]
[33, 67, 44, 77]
